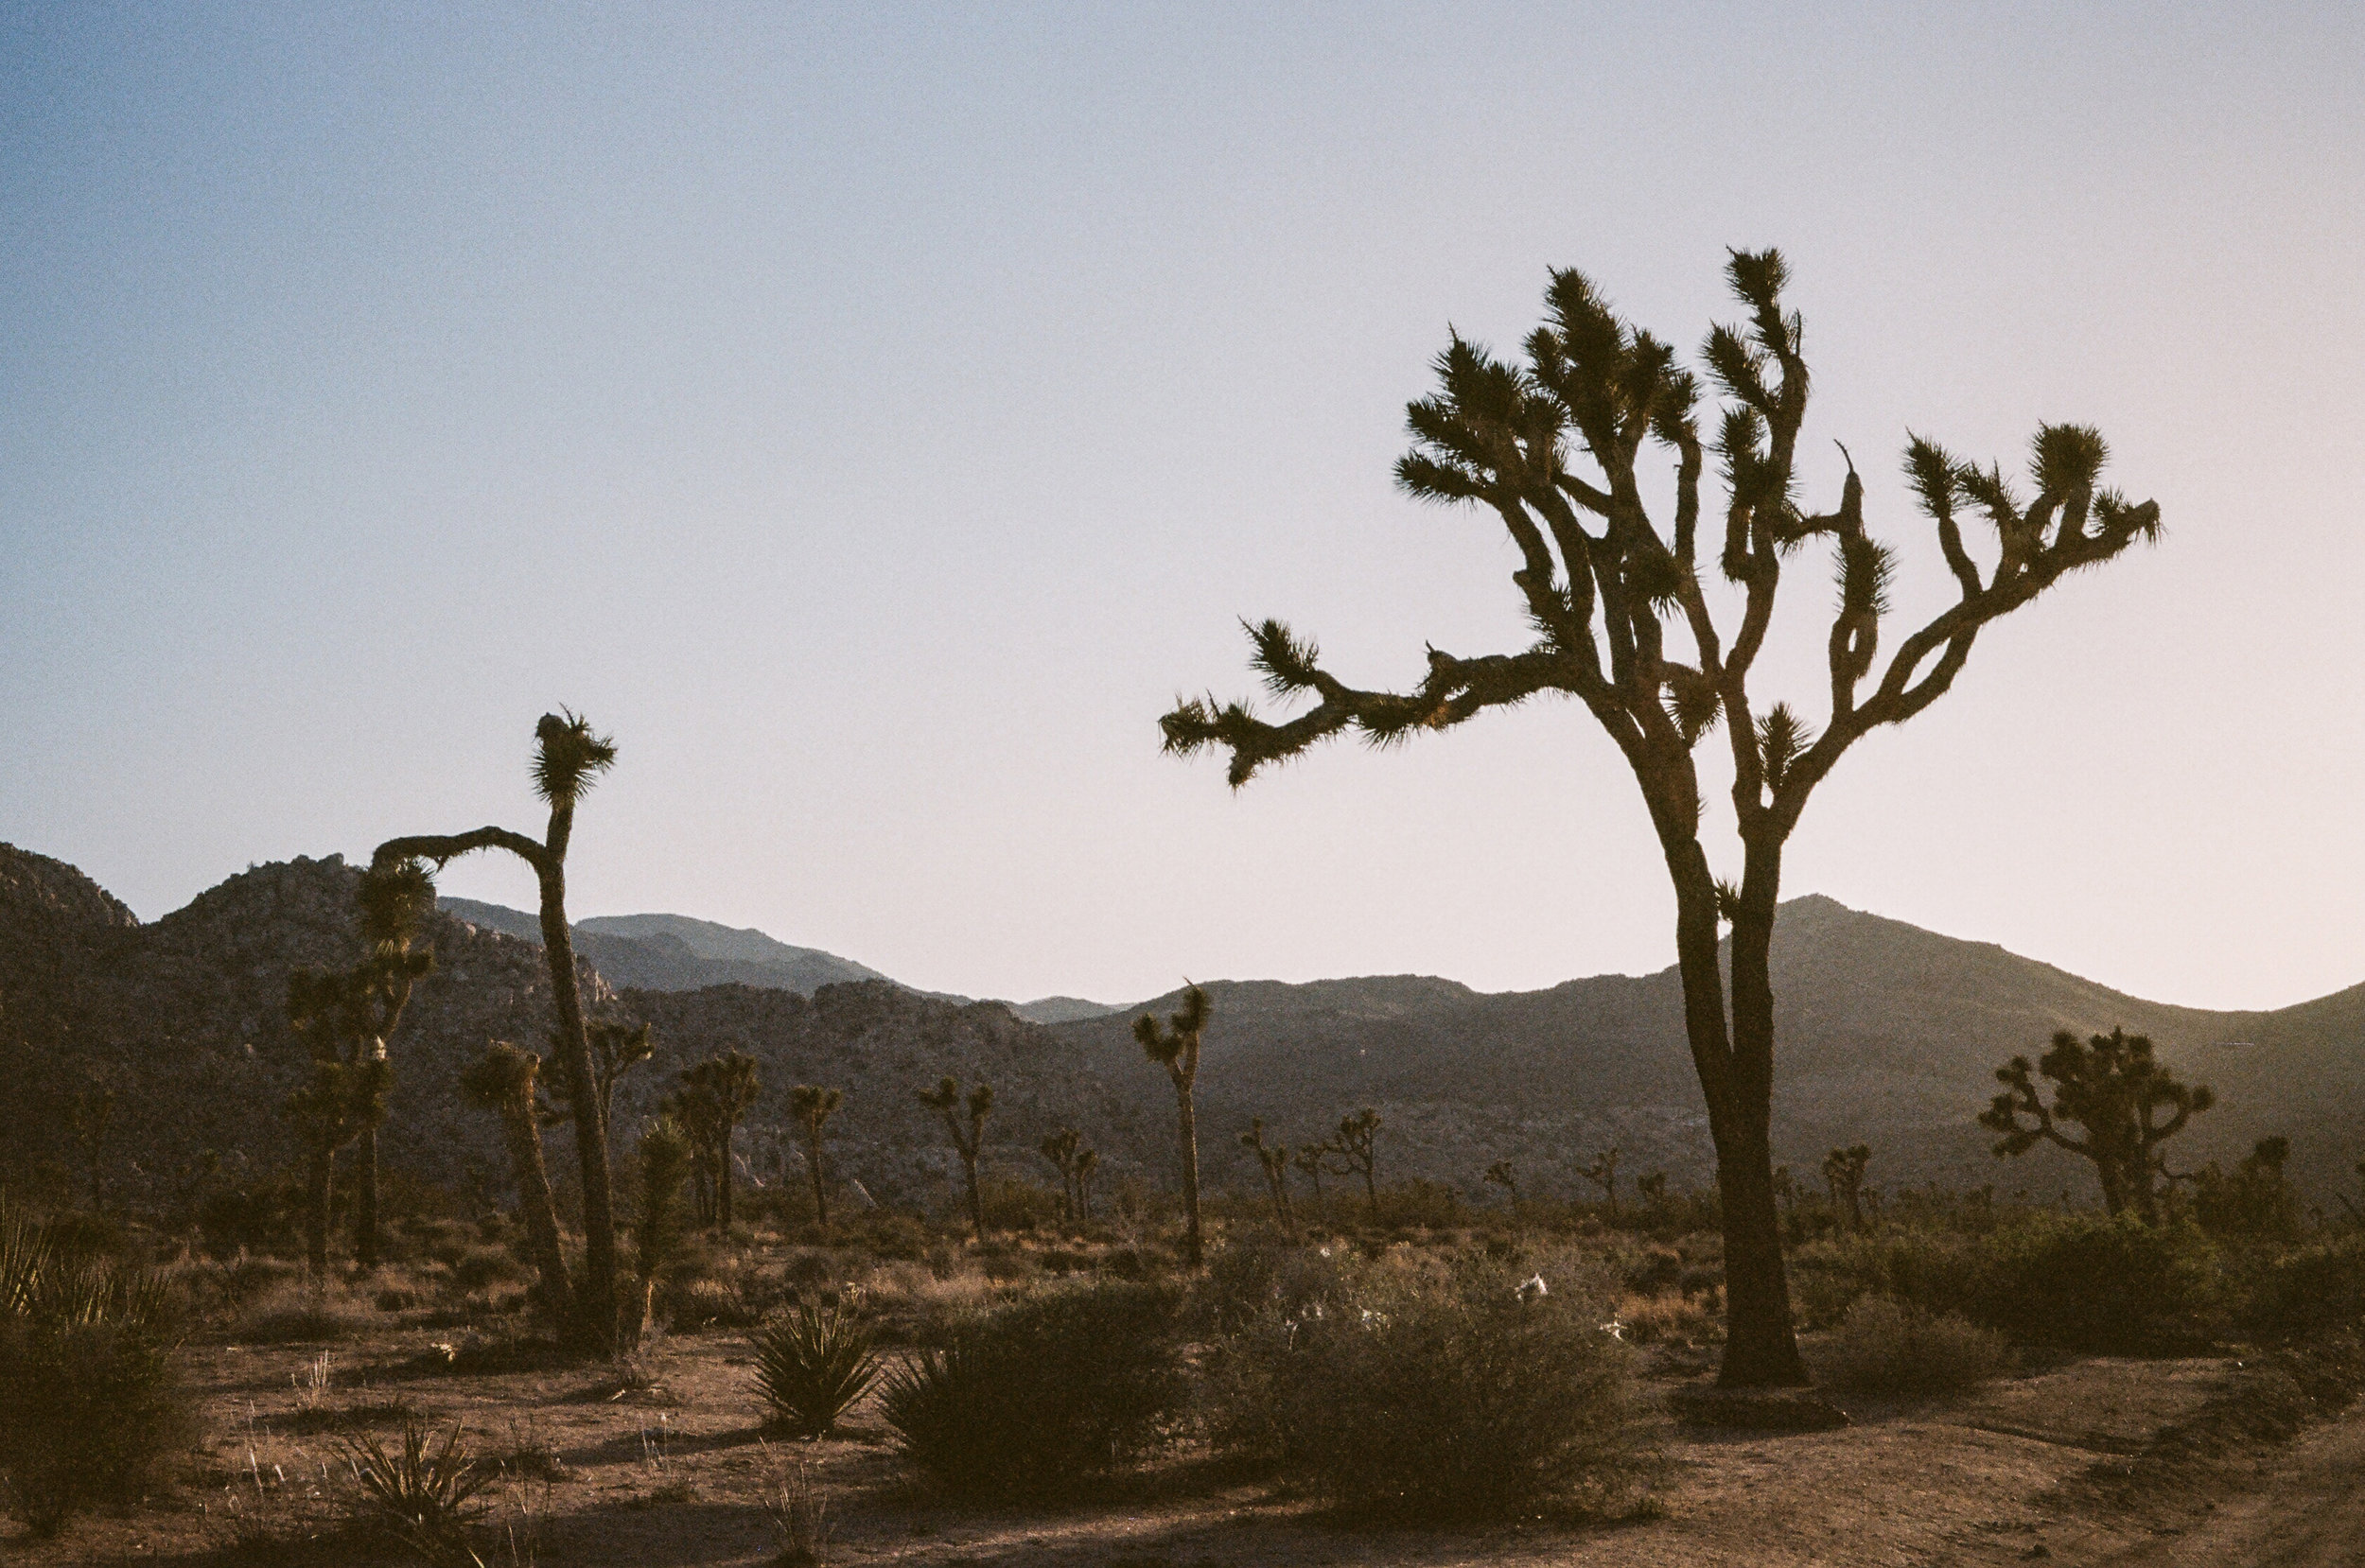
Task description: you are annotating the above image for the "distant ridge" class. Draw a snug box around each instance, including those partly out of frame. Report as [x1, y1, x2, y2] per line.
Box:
[439, 897, 908, 998]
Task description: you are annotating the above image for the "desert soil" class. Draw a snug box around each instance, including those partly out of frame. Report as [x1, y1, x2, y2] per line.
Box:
[7, 1331, 2354, 1567]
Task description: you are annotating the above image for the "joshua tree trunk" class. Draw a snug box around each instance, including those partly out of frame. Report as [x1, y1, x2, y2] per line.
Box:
[537, 862, 622, 1347]
[961, 1151, 984, 1243]
[1173, 1081, 1202, 1267]
[716, 1130, 735, 1234]
[305, 1149, 335, 1279]
[355, 1128, 381, 1271]
[805, 1142, 829, 1228]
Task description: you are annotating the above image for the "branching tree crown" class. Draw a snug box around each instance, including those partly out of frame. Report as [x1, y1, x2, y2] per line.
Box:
[1980, 1027, 2210, 1225]
[1135, 984, 1212, 1266]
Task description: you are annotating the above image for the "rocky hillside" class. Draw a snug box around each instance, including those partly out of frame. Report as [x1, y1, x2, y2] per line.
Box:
[6, 843, 2361, 1218]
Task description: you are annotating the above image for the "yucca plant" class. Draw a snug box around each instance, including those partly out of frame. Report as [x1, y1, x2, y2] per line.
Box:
[342, 1415, 495, 1563]
[750, 1303, 880, 1437]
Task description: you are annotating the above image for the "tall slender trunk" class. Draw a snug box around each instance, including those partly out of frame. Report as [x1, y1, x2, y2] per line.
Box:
[962, 1154, 985, 1243]
[500, 1100, 573, 1312]
[1175, 1082, 1202, 1267]
[805, 1141, 829, 1228]
[305, 1149, 335, 1279]
[716, 1131, 735, 1234]
[1711, 840, 1809, 1388]
[540, 865, 619, 1352]
[356, 1128, 381, 1271]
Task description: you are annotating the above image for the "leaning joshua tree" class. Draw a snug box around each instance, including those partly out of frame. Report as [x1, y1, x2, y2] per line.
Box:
[1822, 1143, 1871, 1232]
[374, 710, 625, 1351]
[1980, 1028, 2211, 1226]
[919, 1076, 993, 1243]
[1134, 985, 1211, 1267]
[790, 1085, 846, 1228]
[1161, 252, 2163, 1385]
[460, 1040, 573, 1314]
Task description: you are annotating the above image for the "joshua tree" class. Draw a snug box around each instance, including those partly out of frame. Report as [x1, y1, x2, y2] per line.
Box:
[1328, 1108, 1382, 1221]
[919, 1077, 992, 1242]
[1134, 985, 1212, 1266]
[1038, 1127, 1087, 1224]
[1160, 253, 2162, 1385]
[1483, 1159, 1518, 1207]
[544, 1019, 654, 1152]
[459, 1041, 573, 1313]
[374, 711, 625, 1350]
[671, 1052, 762, 1234]
[1292, 1142, 1328, 1206]
[1581, 1146, 1620, 1217]
[1822, 1143, 1871, 1231]
[633, 1116, 693, 1332]
[350, 858, 436, 1271]
[1074, 1146, 1099, 1221]
[284, 967, 387, 1276]
[789, 1085, 845, 1228]
[1242, 1119, 1295, 1233]
[1980, 1028, 2211, 1225]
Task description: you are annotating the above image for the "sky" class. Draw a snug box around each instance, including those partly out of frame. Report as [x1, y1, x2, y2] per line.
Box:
[4, 4, 2362, 1010]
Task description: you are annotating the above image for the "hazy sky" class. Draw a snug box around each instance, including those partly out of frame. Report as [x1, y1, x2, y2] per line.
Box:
[6, 4, 2362, 1010]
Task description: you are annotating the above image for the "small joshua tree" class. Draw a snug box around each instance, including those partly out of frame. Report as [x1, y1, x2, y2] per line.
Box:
[1038, 1128, 1087, 1224]
[1581, 1146, 1620, 1217]
[284, 967, 385, 1276]
[460, 1041, 573, 1314]
[1293, 1142, 1328, 1207]
[1242, 1119, 1295, 1234]
[375, 711, 626, 1351]
[1483, 1159, 1518, 1208]
[789, 1085, 845, 1228]
[635, 1116, 692, 1292]
[1134, 985, 1211, 1267]
[1980, 1028, 2211, 1225]
[350, 858, 436, 1271]
[919, 1077, 992, 1243]
[1822, 1143, 1871, 1232]
[672, 1051, 762, 1234]
[1073, 1146, 1099, 1221]
[1329, 1108, 1382, 1222]
[544, 1019, 654, 1156]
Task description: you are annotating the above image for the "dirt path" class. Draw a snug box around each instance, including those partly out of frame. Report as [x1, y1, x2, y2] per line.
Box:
[2079, 1403, 2365, 1568]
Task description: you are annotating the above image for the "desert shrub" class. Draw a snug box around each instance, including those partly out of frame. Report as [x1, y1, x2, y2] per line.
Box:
[0, 1202, 194, 1537]
[343, 1415, 494, 1561]
[846, 1210, 930, 1261]
[1621, 1246, 1683, 1295]
[661, 1275, 759, 1332]
[879, 1281, 1185, 1498]
[1787, 1227, 1982, 1330]
[751, 1303, 881, 1437]
[1208, 1250, 1643, 1519]
[1819, 1296, 2009, 1395]
[2239, 1233, 2365, 1341]
[1375, 1179, 1463, 1230]
[1969, 1212, 2221, 1353]
[233, 1279, 375, 1343]
[981, 1176, 1065, 1232]
[446, 1244, 530, 1295]
[1614, 1287, 1724, 1347]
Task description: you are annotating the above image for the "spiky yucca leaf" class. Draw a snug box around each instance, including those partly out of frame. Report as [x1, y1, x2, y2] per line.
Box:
[342, 1415, 492, 1559]
[751, 1303, 882, 1437]
[1661, 667, 1724, 746]
[359, 857, 436, 948]
[1836, 533, 1896, 619]
[1247, 618, 1323, 695]
[1754, 703, 1815, 791]
[2030, 423, 2109, 497]
[1901, 435, 1959, 518]
[531, 709, 617, 806]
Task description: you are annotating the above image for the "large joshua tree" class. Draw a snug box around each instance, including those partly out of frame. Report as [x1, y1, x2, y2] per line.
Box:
[1162, 251, 2163, 1385]
[1134, 984, 1210, 1267]
[919, 1076, 992, 1243]
[373, 710, 624, 1351]
[1980, 1028, 2211, 1225]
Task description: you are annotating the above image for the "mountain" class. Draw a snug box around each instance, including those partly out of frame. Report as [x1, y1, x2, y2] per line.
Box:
[5, 844, 2361, 1218]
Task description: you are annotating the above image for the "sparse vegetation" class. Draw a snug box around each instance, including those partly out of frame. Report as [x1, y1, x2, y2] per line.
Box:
[1819, 1296, 2009, 1395]
[750, 1302, 880, 1437]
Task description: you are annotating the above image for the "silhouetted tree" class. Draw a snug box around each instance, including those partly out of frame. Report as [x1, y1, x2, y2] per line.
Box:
[919, 1077, 992, 1242]
[1074, 1146, 1099, 1221]
[1134, 985, 1211, 1267]
[1293, 1143, 1328, 1206]
[1242, 1119, 1294, 1234]
[1038, 1127, 1086, 1224]
[283, 967, 385, 1276]
[1160, 252, 2162, 1385]
[351, 858, 435, 1271]
[544, 1019, 653, 1153]
[633, 1116, 692, 1335]
[789, 1085, 845, 1228]
[1981, 1028, 2211, 1225]
[1822, 1143, 1871, 1231]
[671, 1051, 761, 1234]
[1581, 1146, 1620, 1217]
[375, 711, 626, 1350]
[2188, 1135, 2297, 1241]
[1328, 1108, 1381, 1221]
[460, 1041, 572, 1314]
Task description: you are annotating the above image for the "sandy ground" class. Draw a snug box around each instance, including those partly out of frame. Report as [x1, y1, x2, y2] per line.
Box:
[4, 1328, 2342, 1568]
